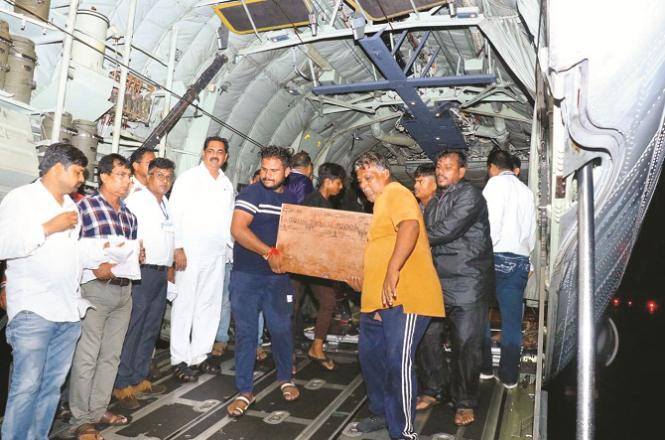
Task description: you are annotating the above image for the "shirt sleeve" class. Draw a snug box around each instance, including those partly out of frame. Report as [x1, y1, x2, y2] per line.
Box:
[125, 195, 143, 241]
[385, 184, 420, 229]
[234, 184, 260, 216]
[482, 178, 503, 247]
[77, 198, 96, 239]
[169, 175, 187, 249]
[0, 189, 45, 259]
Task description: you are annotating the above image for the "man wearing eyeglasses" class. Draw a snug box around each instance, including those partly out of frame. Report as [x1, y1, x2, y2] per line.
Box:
[68, 154, 140, 437]
[112, 158, 176, 409]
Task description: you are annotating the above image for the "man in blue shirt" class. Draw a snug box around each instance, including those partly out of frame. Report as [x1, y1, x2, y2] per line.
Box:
[227, 146, 299, 417]
[283, 150, 314, 204]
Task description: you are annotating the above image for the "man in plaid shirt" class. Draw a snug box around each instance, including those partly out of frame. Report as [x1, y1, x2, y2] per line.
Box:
[68, 153, 140, 438]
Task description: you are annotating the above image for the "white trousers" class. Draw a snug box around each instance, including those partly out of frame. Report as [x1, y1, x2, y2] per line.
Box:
[171, 255, 224, 366]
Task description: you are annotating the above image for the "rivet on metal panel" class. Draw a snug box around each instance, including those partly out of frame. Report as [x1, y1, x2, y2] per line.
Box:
[431, 434, 455, 440]
[193, 399, 220, 413]
[304, 378, 326, 390]
[263, 410, 290, 424]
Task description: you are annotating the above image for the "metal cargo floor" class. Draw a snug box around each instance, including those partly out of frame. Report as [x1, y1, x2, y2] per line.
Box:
[50, 347, 535, 440]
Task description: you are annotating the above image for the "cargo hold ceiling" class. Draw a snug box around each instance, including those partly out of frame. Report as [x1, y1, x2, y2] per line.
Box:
[25, 0, 537, 185]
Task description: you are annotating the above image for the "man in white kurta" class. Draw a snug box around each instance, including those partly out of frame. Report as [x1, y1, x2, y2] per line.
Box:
[168, 137, 235, 378]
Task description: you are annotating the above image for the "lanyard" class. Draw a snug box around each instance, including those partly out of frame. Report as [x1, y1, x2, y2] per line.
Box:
[159, 200, 169, 221]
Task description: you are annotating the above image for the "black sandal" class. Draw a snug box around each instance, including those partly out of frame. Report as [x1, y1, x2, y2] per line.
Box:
[174, 362, 198, 382]
[196, 357, 221, 374]
[307, 353, 337, 371]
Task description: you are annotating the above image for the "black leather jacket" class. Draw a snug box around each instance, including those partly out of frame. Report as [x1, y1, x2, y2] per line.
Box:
[424, 180, 495, 306]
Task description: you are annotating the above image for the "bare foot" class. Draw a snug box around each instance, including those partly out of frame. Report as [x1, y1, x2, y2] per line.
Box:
[415, 395, 440, 411]
[454, 408, 475, 426]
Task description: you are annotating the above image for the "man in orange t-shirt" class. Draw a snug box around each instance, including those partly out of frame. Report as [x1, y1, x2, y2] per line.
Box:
[348, 152, 444, 439]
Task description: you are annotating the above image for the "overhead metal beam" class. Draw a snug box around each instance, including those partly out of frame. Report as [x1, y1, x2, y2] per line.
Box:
[238, 10, 483, 55]
[315, 29, 494, 157]
[403, 31, 430, 74]
[421, 47, 441, 78]
[312, 74, 495, 95]
[392, 30, 409, 56]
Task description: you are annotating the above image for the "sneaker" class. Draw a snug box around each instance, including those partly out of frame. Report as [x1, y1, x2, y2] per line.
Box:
[355, 415, 386, 433]
[480, 372, 495, 380]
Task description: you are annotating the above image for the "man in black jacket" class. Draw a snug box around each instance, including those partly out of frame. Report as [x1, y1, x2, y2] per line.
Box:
[423, 150, 494, 426]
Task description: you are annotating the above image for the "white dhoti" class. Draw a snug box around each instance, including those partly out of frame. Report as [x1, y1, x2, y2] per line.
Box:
[170, 256, 225, 366]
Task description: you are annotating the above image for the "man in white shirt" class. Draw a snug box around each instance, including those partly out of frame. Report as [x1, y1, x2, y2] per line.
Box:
[481, 149, 536, 388]
[0, 144, 105, 440]
[128, 146, 156, 196]
[169, 136, 235, 380]
[113, 158, 176, 408]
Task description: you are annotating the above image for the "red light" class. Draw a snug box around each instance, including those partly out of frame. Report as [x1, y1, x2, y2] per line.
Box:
[612, 298, 620, 307]
[647, 300, 658, 314]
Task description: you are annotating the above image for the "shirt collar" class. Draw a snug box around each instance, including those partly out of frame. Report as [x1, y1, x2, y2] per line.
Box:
[95, 190, 128, 211]
[198, 163, 225, 181]
[36, 179, 75, 209]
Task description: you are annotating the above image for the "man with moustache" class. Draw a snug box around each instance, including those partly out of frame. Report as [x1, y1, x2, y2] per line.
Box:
[113, 158, 176, 408]
[0, 144, 106, 440]
[69, 153, 140, 436]
[350, 152, 444, 439]
[227, 146, 300, 417]
[424, 150, 494, 426]
[128, 146, 156, 196]
[169, 137, 235, 381]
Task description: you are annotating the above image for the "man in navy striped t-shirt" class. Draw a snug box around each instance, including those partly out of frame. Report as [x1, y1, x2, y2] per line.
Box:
[227, 146, 299, 418]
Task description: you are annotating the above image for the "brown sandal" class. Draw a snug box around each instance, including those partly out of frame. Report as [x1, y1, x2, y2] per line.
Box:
[98, 410, 131, 426]
[256, 347, 268, 362]
[227, 395, 254, 417]
[76, 423, 104, 440]
[280, 382, 300, 401]
[212, 341, 227, 357]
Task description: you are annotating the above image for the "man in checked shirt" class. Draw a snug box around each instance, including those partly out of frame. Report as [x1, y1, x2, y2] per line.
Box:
[67, 153, 142, 438]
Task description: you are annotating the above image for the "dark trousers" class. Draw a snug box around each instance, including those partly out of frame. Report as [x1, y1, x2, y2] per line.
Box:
[230, 270, 294, 394]
[416, 318, 448, 400]
[293, 277, 336, 341]
[359, 306, 429, 440]
[444, 302, 487, 409]
[115, 266, 167, 389]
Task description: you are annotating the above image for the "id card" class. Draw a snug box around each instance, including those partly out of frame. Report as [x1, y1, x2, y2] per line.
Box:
[161, 221, 175, 232]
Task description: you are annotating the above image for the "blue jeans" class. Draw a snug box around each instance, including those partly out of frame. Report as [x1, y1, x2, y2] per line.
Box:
[359, 306, 430, 440]
[215, 264, 265, 346]
[230, 270, 294, 394]
[484, 253, 529, 384]
[2, 311, 81, 440]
